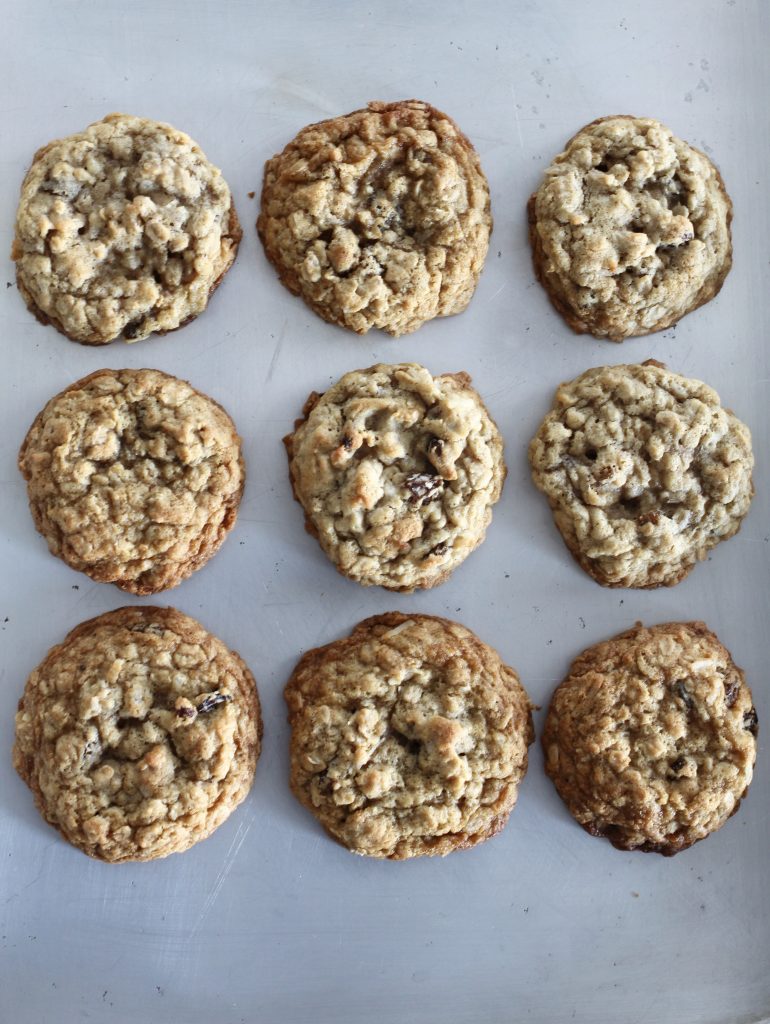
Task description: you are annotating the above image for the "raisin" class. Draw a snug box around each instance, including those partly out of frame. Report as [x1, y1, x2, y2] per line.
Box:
[123, 318, 145, 340]
[341, 434, 353, 451]
[743, 707, 759, 736]
[674, 681, 694, 710]
[724, 679, 739, 707]
[175, 705, 196, 720]
[405, 472, 443, 506]
[670, 756, 687, 772]
[197, 692, 232, 715]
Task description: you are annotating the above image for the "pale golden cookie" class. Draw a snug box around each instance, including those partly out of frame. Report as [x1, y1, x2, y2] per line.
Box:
[12, 113, 241, 344]
[285, 363, 505, 591]
[529, 360, 753, 588]
[258, 100, 491, 336]
[14, 606, 262, 862]
[528, 116, 732, 340]
[543, 621, 757, 854]
[19, 368, 244, 594]
[285, 612, 534, 860]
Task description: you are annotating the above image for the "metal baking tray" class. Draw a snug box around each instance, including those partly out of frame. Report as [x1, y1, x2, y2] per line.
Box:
[1, 1, 767, 1021]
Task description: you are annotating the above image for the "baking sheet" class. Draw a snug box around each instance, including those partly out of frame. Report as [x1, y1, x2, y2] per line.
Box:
[1, 1, 768, 1021]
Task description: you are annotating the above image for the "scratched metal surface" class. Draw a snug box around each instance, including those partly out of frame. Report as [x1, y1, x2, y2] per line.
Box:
[1, 1, 768, 1022]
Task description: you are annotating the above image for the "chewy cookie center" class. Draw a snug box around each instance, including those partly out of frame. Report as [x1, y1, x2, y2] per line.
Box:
[46, 630, 238, 809]
[570, 152, 696, 293]
[309, 666, 497, 841]
[34, 138, 220, 297]
[302, 139, 465, 297]
[321, 385, 492, 566]
[35, 378, 237, 565]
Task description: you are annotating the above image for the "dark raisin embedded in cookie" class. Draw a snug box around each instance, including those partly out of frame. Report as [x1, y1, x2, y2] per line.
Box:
[405, 472, 444, 506]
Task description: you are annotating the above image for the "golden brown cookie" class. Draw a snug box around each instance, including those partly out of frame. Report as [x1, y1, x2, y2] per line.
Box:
[19, 368, 245, 594]
[258, 100, 492, 336]
[542, 621, 757, 855]
[12, 113, 241, 344]
[285, 363, 505, 591]
[528, 116, 732, 341]
[285, 612, 533, 859]
[13, 606, 262, 862]
[528, 360, 753, 588]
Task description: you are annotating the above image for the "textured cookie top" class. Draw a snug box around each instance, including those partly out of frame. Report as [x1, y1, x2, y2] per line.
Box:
[285, 613, 533, 859]
[543, 622, 757, 854]
[258, 100, 492, 336]
[529, 361, 753, 587]
[12, 113, 240, 344]
[530, 116, 732, 340]
[19, 368, 244, 594]
[13, 607, 261, 862]
[286, 363, 505, 591]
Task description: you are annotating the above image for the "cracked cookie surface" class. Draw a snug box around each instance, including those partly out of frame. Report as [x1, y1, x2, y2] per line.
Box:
[285, 612, 533, 859]
[19, 368, 244, 594]
[12, 113, 241, 344]
[543, 621, 757, 854]
[285, 363, 505, 591]
[13, 606, 261, 862]
[528, 360, 753, 588]
[258, 100, 491, 336]
[528, 116, 732, 340]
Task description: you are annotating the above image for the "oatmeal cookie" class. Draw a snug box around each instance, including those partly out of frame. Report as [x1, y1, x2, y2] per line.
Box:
[258, 100, 492, 336]
[12, 113, 241, 344]
[285, 363, 505, 591]
[528, 360, 753, 588]
[19, 368, 244, 594]
[528, 116, 732, 340]
[13, 606, 262, 862]
[285, 612, 533, 859]
[543, 621, 757, 854]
